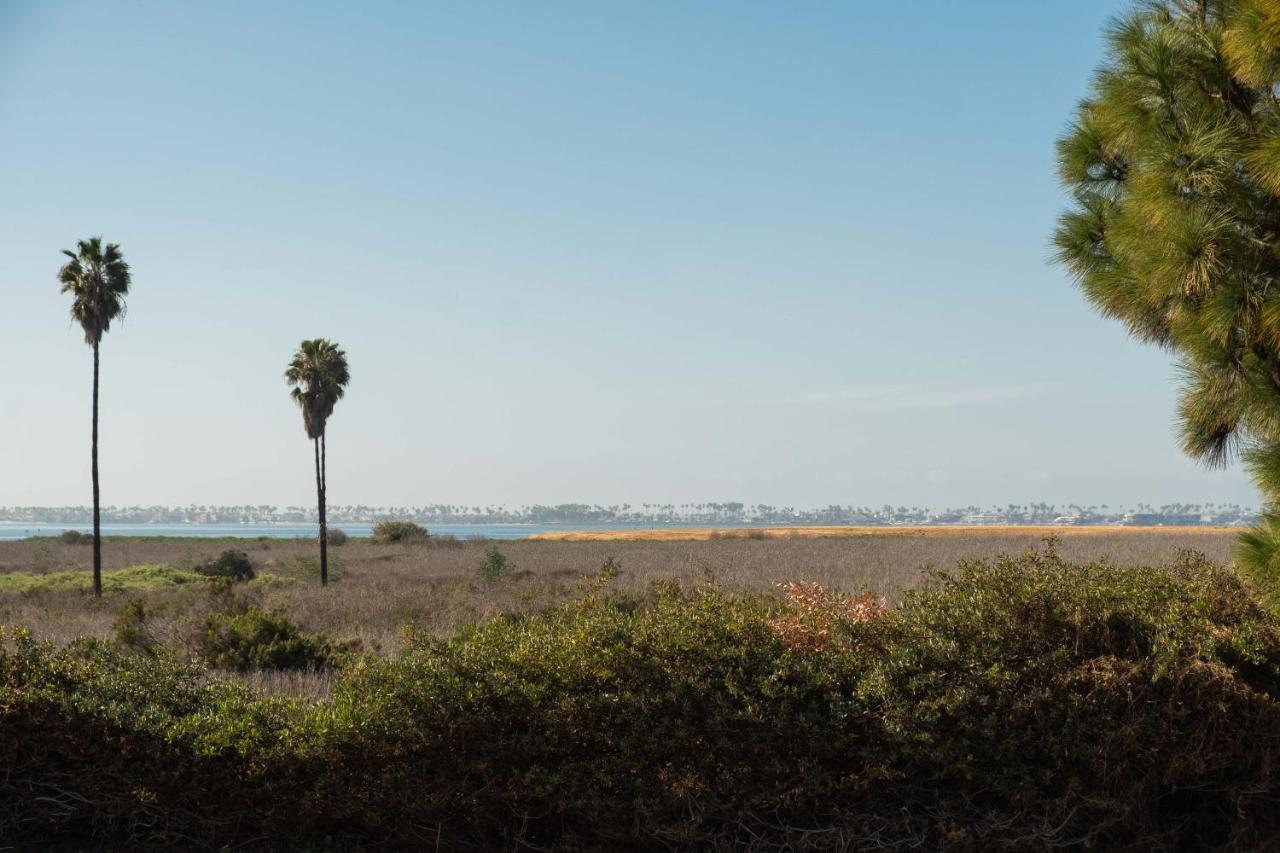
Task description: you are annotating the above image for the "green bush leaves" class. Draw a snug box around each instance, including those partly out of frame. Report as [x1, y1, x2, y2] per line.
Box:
[4, 549, 1280, 849]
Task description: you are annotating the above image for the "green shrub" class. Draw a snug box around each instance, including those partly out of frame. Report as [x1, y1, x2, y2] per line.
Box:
[372, 520, 427, 543]
[59, 529, 88, 545]
[197, 605, 349, 671]
[247, 573, 296, 590]
[112, 597, 157, 654]
[326, 528, 348, 546]
[476, 545, 509, 581]
[0, 564, 202, 595]
[344, 551, 1280, 849]
[30, 544, 56, 572]
[195, 549, 255, 582]
[5, 549, 1280, 850]
[598, 556, 620, 580]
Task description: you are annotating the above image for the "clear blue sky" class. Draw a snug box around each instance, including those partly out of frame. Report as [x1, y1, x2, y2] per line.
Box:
[0, 1, 1256, 509]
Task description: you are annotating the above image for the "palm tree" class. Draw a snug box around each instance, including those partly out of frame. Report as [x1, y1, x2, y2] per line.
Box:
[285, 339, 350, 585]
[58, 237, 131, 598]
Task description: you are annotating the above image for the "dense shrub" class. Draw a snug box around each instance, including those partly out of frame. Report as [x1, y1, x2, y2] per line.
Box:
[195, 549, 255, 582]
[4, 548, 1280, 850]
[59, 529, 88, 544]
[112, 597, 158, 654]
[0, 564, 202, 595]
[598, 555, 620, 580]
[326, 528, 348, 546]
[476, 545, 509, 581]
[197, 605, 349, 671]
[372, 520, 428, 543]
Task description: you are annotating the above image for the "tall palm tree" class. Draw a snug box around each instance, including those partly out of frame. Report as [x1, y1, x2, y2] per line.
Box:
[285, 339, 350, 585]
[58, 237, 131, 598]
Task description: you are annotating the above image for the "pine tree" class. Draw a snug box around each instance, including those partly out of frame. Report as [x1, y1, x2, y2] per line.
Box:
[1057, 0, 1280, 598]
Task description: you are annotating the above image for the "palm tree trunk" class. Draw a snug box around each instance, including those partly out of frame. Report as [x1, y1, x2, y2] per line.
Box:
[314, 436, 327, 586]
[320, 433, 328, 585]
[91, 341, 102, 598]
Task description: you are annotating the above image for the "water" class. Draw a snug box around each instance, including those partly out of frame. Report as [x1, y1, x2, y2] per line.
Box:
[0, 521, 741, 542]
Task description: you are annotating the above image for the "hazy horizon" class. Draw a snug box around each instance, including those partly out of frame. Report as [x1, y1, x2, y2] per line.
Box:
[0, 1, 1257, 509]
[0, 499, 1258, 517]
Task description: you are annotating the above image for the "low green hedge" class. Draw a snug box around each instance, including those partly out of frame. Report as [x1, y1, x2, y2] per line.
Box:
[0, 563, 203, 595]
[199, 605, 353, 671]
[195, 549, 256, 582]
[3, 547, 1280, 850]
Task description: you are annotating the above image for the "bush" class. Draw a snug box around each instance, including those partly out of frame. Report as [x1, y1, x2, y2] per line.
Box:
[197, 605, 349, 671]
[112, 598, 158, 654]
[195, 549, 255, 582]
[372, 520, 428, 543]
[326, 528, 348, 546]
[476, 545, 509, 581]
[0, 564, 202, 595]
[59, 529, 88, 545]
[6, 548, 1280, 850]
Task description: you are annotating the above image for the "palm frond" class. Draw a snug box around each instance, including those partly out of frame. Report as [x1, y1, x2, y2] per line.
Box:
[57, 236, 130, 345]
[285, 339, 351, 438]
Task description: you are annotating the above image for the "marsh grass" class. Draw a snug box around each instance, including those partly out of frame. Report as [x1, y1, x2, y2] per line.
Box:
[0, 530, 1242, 657]
[226, 666, 337, 700]
[6, 546, 1280, 851]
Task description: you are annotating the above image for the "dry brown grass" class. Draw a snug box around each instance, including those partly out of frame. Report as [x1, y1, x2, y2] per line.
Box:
[0, 529, 1241, 661]
[225, 667, 338, 701]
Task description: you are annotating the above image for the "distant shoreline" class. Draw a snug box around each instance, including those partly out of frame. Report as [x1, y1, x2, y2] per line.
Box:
[527, 524, 1249, 542]
[0, 521, 1252, 544]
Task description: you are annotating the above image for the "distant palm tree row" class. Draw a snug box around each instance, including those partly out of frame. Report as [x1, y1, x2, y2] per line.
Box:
[59, 237, 350, 595]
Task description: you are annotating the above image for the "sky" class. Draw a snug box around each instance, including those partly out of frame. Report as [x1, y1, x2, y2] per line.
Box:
[0, 1, 1258, 510]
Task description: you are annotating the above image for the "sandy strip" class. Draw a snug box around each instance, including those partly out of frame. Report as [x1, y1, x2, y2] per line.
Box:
[525, 525, 1246, 542]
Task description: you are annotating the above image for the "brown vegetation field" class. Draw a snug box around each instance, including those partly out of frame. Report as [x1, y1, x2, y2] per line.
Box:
[7, 529, 1280, 851]
[0, 528, 1239, 667]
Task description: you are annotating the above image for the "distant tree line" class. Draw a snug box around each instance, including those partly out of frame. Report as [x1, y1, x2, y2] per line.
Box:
[0, 502, 1258, 527]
